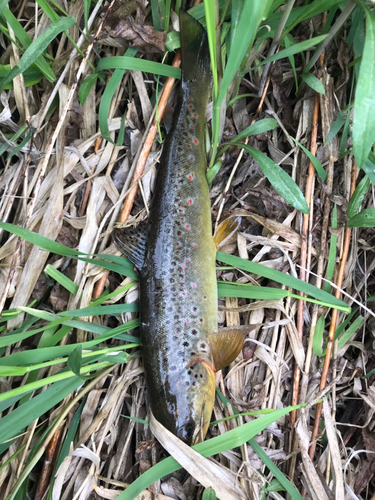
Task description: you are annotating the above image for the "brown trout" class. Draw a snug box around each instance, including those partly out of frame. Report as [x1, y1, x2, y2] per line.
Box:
[113, 10, 243, 445]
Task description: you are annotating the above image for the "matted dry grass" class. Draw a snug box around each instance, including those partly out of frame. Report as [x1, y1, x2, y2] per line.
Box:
[1, 1, 375, 499]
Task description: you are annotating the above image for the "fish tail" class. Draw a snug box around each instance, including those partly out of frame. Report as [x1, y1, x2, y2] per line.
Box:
[179, 10, 211, 90]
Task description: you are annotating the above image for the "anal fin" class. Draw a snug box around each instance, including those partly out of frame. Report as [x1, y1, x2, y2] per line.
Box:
[112, 221, 148, 270]
[209, 329, 244, 371]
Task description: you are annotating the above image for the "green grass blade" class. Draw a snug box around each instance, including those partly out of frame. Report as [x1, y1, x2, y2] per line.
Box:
[0, 16, 75, 91]
[236, 144, 309, 213]
[313, 315, 325, 356]
[44, 264, 78, 295]
[227, 118, 278, 146]
[1, 7, 55, 81]
[0, 222, 137, 278]
[119, 405, 302, 500]
[324, 204, 337, 293]
[291, 137, 327, 181]
[216, 251, 350, 312]
[97, 56, 181, 79]
[249, 438, 303, 500]
[217, 0, 265, 108]
[259, 35, 327, 67]
[0, 377, 83, 442]
[352, 7, 375, 168]
[324, 111, 345, 146]
[218, 282, 288, 300]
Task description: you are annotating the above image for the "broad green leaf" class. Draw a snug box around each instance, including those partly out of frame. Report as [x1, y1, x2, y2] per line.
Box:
[97, 56, 181, 79]
[362, 155, 375, 185]
[301, 72, 325, 94]
[202, 488, 217, 500]
[352, 8, 375, 168]
[67, 345, 83, 378]
[236, 144, 309, 214]
[324, 112, 345, 146]
[347, 208, 375, 228]
[347, 175, 370, 219]
[216, 251, 350, 312]
[0, 16, 75, 91]
[165, 30, 180, 51]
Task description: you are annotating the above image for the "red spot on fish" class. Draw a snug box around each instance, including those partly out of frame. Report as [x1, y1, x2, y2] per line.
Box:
[188, 199, 193, 204]
[198, 216, 202, 221]
[188, 173, 194, 181]
[189, 156, 194, 162]
[194, 113, 197, 119]
[190, 125, 194, 130]
[192, 137, 198, 145]
[181, 264, 186, 269]
[185, 224, 190, 230]
[178, 169, 182, 173]
[193, 243, 198, 248]
[179, 209, 184, 214]
[186, 318, 190, 323]
[187, 144, 191, 149]
[181, 218, 184, 222]
[191, 283, 197, 289]
[181, 292, 185, 297]
[186, 259, 190, 264]
[176, 243, 180, 247]
[189, 105, 193, 110]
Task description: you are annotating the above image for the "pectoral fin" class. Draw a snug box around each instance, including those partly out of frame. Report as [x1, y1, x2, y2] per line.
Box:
[112, 222, 148, 270]
[213, 216, 242, 249]
[209, 329, 244, 371]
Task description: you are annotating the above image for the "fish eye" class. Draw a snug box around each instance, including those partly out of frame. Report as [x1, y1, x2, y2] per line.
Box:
[178, 422, 195, 443]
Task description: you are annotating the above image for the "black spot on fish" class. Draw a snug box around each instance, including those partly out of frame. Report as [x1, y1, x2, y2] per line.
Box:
[183, 341, 189, 347]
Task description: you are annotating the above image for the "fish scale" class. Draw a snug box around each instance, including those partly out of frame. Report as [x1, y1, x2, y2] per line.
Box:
[113, 10, 244, 445]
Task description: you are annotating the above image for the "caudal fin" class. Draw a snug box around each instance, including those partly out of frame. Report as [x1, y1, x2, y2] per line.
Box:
[179, 9, 211, 88]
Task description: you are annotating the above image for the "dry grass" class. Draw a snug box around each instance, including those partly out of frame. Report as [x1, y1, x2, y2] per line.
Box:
[1, 1, 375, 499]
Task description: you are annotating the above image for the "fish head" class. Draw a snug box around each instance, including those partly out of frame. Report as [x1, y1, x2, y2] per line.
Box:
[175, 359, 216, 445]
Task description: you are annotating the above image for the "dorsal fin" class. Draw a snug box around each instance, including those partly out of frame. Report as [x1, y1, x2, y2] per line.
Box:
[112, 222, 148, 270]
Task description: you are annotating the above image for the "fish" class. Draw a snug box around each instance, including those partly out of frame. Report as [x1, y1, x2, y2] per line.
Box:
[113, 10, 244, 445]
